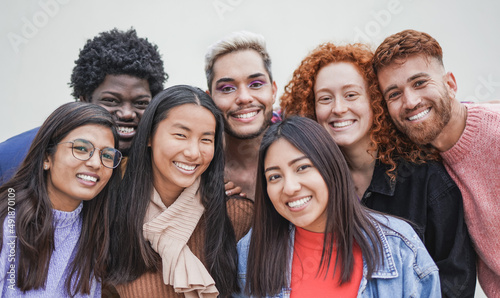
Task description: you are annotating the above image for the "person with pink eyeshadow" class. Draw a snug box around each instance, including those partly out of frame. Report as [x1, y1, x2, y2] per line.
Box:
[205, 31, 278, 202]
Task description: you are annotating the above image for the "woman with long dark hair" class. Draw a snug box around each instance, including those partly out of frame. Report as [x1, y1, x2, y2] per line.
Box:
[238, 116, 440, 297]
[108, 85, 252, 297]
[280, 43, 476, 297]
[0, 102, 122, 297]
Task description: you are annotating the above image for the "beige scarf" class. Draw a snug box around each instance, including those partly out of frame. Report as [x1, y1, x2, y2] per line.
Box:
[143, 178, 218, 297]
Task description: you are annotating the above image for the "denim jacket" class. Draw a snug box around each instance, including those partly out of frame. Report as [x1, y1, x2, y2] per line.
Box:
[236, 213, 441, 297]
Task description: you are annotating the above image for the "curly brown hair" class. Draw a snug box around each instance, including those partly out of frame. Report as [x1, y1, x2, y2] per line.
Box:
[280, 42, 438, 179]
[372, 29, 443, 75]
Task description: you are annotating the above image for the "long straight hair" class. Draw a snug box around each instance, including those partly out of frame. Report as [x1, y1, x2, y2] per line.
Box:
[0, 102, 121, 296]
[108, 85, 239, 295]
[246, 116, 384, 296]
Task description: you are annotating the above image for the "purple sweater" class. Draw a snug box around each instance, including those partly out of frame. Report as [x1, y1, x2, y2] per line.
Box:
[440, 104, 500, 297]
[0, 203, 100, 297]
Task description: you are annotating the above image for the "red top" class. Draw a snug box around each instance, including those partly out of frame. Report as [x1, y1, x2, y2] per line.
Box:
[290, 227, 363, 298]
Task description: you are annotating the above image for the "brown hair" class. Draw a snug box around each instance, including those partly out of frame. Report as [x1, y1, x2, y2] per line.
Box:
[372, 29, 443, 75]
[0, 102, 121, 295]
[280, 42, 438, 179]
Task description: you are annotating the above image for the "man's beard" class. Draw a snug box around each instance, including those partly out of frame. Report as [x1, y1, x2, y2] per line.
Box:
[395, 86, 452, 145]
[224, 109, 273, 140]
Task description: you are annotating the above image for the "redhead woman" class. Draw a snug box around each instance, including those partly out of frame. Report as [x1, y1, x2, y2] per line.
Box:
[0, 102, 122, 297]
[237, 116, 440, 297]
[107, 85, 253, 297]
[280, 43, 476, 297]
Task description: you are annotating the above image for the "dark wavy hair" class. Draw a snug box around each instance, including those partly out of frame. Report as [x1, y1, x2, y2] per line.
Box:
[246, 116, 384, 296]
[108, 85, 239, 295]
[0, 102, 122, 296]
[280, 43, 438, 179]
[70, 28, 167, 99]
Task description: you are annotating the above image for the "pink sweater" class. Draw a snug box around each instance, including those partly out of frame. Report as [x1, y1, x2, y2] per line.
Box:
[440, 104, 500, 297]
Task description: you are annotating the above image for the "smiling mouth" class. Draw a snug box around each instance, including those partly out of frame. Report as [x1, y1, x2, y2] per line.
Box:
[174, 161, 197, 171]
[407, 108, 431, 121]
[331, 120, 354, 128]
[118, 126, 135, 135]
[287, 196, 312, 208]
[76, 174, 98, 183]
[233, 111, 258, 119]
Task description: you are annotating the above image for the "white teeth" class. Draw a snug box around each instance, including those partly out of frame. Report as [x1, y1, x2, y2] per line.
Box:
[287, 196, 312, 208]
[234, 111, 258, 119]
[174, 162, 196, 171]
[118, 127, 135, 134]
[77, 174, 97, 183]
[408, 108, 430, 121]
[332, 120, 354, 128]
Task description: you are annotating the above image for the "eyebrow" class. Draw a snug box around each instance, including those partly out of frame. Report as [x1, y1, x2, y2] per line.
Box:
[382, 72, 430, 98]
[264, 155, 308, 173]
[173, 123, 215, 136]
[100, 91, 151, 100]
[248, 73, 267, 80]
[214, 72, 268, 86]
[316, 83, 363, 94]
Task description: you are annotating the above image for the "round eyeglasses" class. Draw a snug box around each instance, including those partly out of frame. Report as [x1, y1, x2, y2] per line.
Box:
[57, 138, 123, 169]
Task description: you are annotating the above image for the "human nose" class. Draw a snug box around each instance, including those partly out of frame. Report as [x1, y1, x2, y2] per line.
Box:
[85, 148, 102, 169]
[183, 141, 201, 160]
[116, 102, 136, 120]
[402, 88, 422, 110]
[282, 174, 301, 196]
[331, 99, 348, 115]
[235, 86, 253, 105]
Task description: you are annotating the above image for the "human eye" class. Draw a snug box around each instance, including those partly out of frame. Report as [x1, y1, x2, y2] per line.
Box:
[217, 84, 236, 93]
[297, 164, 312, 172]
[414, 79, 428, 88]
[345, 92, 360, 100]
[73, 145, 89, 153]
[72, 139, 93, 155]
[201, 137, 214, 144]
[101, 149, 115, 161]
[267, 173, 281, 183]
[99, 97, 120, 106]
[249, 80, 265, 89]
[174, 133, 186, 138]
[386, 90, 401, 102]
[316, 96, 332, 104]
[134, 100, 150, 109]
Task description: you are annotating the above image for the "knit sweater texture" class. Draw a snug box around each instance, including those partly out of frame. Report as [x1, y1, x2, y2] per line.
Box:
[114, 195, 253, 298]
[440, 104, 500, 297]
[0, 203, 100, 297]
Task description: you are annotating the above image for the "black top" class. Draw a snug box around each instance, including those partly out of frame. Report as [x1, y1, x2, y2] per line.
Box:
[362, 159, 476, 298]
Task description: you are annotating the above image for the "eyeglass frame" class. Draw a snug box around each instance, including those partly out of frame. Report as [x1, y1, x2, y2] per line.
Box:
[56, 138, 123, 169]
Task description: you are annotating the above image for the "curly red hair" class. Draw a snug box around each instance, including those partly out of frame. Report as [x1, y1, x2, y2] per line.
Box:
[280, 43, 438, 179]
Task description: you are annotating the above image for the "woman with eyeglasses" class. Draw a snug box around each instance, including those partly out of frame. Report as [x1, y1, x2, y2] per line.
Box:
[0, 102, 122, 297]
[107, 85, 252, 297]
[237, 116, 440, 297]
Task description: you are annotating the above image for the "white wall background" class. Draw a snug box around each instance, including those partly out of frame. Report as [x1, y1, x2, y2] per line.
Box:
[0, 1, 495, 296]
[2, 0, 500, 144]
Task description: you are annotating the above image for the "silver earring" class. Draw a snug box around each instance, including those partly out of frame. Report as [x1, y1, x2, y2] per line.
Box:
[44, 165, 48, 170]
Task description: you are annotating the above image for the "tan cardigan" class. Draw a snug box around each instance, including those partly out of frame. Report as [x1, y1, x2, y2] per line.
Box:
[112, 196, 253, 298]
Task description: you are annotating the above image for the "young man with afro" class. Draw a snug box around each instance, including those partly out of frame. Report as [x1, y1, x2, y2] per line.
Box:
[0, 28, 167, 184]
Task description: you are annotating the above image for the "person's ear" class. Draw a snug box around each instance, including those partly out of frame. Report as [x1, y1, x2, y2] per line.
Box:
[445, 72, 458, 99]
